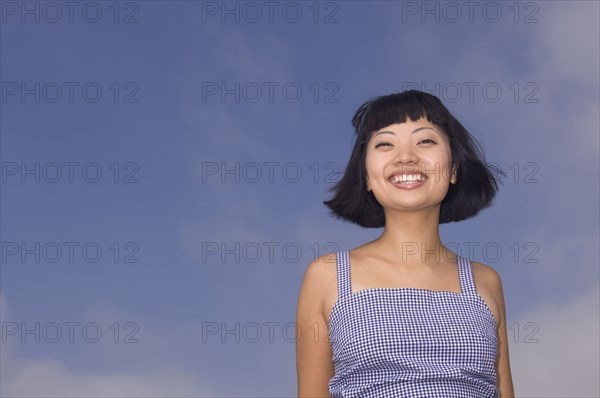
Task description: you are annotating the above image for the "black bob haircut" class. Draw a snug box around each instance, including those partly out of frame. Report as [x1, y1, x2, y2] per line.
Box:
[323, 90, 504, 228]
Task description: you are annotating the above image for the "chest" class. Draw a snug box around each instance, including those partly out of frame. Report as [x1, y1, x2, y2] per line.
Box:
[328, 291, 498, 369]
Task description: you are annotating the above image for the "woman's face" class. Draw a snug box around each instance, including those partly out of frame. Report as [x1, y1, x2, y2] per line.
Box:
[364, 117, 456, 215]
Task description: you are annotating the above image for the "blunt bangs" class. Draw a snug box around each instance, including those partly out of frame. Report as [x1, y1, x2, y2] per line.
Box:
[352, 91, 454, 145]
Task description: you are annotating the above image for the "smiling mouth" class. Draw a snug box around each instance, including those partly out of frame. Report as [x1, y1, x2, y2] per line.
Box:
[388, 174, 428, 184]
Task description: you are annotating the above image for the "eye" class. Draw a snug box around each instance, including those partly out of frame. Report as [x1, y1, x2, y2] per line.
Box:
[419, 139, 436, 145]
[375, 142, 392, 148]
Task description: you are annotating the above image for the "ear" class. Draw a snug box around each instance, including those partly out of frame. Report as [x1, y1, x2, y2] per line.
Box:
[366, 175, 371, 191]
[450, 163, 459, 184]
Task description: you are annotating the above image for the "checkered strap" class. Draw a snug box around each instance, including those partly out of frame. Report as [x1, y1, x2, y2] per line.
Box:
[335, 251, 352, 299]
[458, 255, 477, 296]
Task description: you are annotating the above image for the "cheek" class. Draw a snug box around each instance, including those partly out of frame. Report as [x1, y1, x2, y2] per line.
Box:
[364, 151, 374, 178]
[364, 153, 383, 183]
[422, 152, 453, 182]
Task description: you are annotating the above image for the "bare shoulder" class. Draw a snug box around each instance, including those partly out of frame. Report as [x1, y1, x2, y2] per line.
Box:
[297, 253, 339, 320]
[471, 261, 504, 293]
[300, 253, 337, 290]
[470, 261, 506, 327]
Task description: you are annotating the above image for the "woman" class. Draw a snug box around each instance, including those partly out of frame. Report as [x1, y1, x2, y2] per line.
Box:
[296, 90, 514, 397]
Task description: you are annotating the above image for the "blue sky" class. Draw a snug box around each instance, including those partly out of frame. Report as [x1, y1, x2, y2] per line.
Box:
[1, 1, 599, 397]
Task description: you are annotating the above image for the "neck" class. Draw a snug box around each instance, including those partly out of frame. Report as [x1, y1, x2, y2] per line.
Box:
[374, 207, 452, 265]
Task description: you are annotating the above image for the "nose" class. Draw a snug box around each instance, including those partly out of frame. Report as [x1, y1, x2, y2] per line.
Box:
[392, 143, 419, 165]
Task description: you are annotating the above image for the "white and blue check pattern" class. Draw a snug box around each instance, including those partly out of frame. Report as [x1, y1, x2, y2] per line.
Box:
[328, 251, 499, 397]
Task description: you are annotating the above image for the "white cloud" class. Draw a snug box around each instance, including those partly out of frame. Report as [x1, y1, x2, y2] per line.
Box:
[509, 287, 600, 397]
[530, 1, 599, 85]
[0, 295, 219, 398]
[513, 228, 599, 297]
[193, 23, 296, 83]
[178, 198, 275, 264]
[178, 23, 301, 164]
[2, 359, 218, 397]
[526, 1, 600, 158]
[570, 97, 600, 157]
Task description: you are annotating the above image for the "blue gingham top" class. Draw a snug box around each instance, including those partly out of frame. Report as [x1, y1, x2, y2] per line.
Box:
[328, 251, 499, 397]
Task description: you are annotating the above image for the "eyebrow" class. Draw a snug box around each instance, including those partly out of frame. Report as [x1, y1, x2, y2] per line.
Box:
[373, 126, 441, 137]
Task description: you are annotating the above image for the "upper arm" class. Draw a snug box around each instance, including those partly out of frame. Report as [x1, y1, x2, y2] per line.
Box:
[492, 271, 515, 397]
[296, 255, 336, 397]
[474, 262, 515, 397]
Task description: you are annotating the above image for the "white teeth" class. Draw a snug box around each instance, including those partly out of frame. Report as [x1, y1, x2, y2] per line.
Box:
[391, 174, 426, 183]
